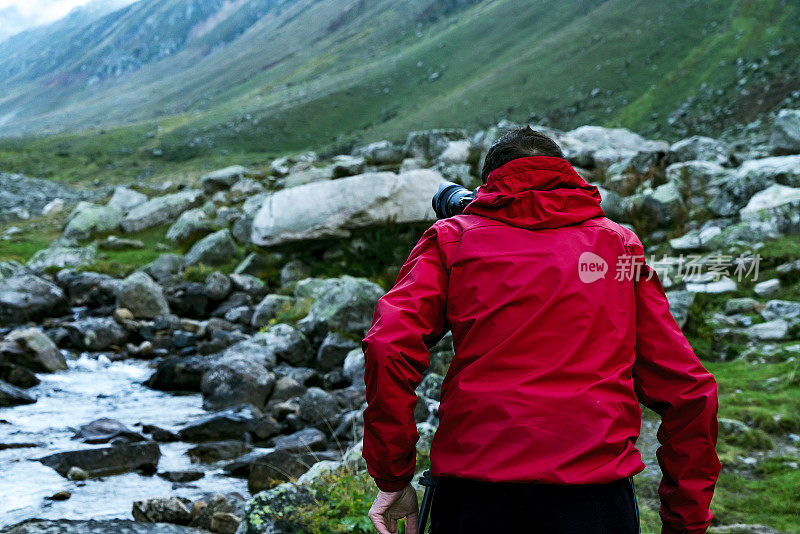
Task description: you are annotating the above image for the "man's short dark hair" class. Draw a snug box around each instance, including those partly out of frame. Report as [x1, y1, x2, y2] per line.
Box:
[481, 126, 565, 182]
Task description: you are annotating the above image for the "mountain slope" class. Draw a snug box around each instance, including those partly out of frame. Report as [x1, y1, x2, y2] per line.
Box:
[0, 0, 798, 153]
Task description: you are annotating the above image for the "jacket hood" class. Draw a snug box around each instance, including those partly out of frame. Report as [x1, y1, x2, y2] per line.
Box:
[463, 156, 605, 230]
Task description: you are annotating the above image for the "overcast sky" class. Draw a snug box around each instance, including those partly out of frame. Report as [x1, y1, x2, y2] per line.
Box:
[0, 0, 103, 41]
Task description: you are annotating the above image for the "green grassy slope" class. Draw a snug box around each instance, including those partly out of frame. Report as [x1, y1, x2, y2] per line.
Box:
[0, 0, 798, 186]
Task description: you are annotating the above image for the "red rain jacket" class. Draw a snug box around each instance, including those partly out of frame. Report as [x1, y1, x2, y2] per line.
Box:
[362, 156, 719, 533]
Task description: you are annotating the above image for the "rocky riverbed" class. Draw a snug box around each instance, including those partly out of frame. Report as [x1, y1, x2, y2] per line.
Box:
[2, 113, 800, 533]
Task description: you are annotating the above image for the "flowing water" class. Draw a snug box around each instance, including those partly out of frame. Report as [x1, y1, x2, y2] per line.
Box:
[0, 354, 249, 528]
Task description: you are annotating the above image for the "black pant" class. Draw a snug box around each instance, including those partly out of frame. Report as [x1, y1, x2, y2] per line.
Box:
[429, 477, 640, 534]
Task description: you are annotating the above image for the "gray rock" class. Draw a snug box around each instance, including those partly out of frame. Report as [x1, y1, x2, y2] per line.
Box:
[770, 109, 800, 155]
[38, 441, 161, 477]
[63, 202, 123, 241]
[405, 129, 468, 160]
[342, 348, 365, 386]
[725, 298, 760, 315]
[0, 172, 100, 224]
[316, 332, 359, 372]
[98, 236, 144, 251]
[201, 165, 251, 193]
[248, 454, 336, 494]
[73, 418, 144, 444]
[184, 229, 238, 267]
[0, 274, 69, 326]
[708, 524, 783, 534]
[251, 295, 294, 328]
[179, 404, 280, 442]
[117, 272, 170, 319]
[0, 362, 40, 388]
[270, 375, 306, 403]
[280, 260, 310, 286]
[745, 319, 788, 341]
[559, 126, 668, 168]
[260, 324, 314, 366]
[186, 440, 250, 463]
[121, 190, 203, 232]
[710, 156, 800, 216]
[230, 273, 266, 296]
[166, 208, 214, 244]
[27, 244, 97, 273]
[0, 380, 36, 406]
[331, 155, 366, 178]
[754, 278, 781, 297]
[297, 276, 385, 338]
[190, 493, 245, 532]
[251, 170, 443, 246]
[143, 254, 184, 283]
[739, 184, 800, 235]
[1, 327, 67, 372]
[354, 140, 405, 165]
[635, 181, 685, 227]
[596, 186, 625, 221]
[2, 519, 205, 533]
[132, 497, 192, 524]
[108, 186, 147, 212]
[666, 136, 732, 165]
[438, 140, 472, 164]
[201, 357, 276, 410]
[296, 459, 341, 485]
[240, 484, 309, 534]
[64, 317, 128, 350]
[298, 387, 340, 427]
[234, 253, 269, 277]
[669, 226, 722, 251]
[274, 428, 327, 453]
[283, 165, 334, 188]
[231, 178, 265, 198]
[761, 300, 800, 321]
[205, 271, 232, 301]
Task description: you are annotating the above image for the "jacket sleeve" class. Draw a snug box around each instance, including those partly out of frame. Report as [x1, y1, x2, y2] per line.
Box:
[633, 261, 720, 534]
[361, 225, 449, 492]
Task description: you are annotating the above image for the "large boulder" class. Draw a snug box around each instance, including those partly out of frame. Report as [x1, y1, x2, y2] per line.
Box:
[251, 169, 443, 246]
[248, 453, 336, 494]
[1, 327, 67, 372]
[298, 387, 341, 427]
[121, 190, 203, 232]
[0, 274, 69, 326]
[56, 270, 119, 307]
[132, 497, 192, 525]
[108, 186, 148, 211]
[666, 136, 732, 165]
[183, 229, 238, 267]
[201, 357, 276, 410]
[354, 140, 405, 165]
[296, 276, 385, 340]
[559, 126, 668, 168]
[316, 332, 359, 372]
[27, 244, 97, 273]
[178, 404, 280, 442]
[283, 166, 334, 188]
[73, 418, 145, 444]
[0, 380, 36, 406]
[709, 155, 800, 216]
[201, 165, 252, 193]
[251, 295, 294, 328]
[38, 441, 161, 477]
[143, 254, 184, 284]
[166, 208, 214, 244]
[739, 184, 800, 235]
[770, 109, 800, 155]
[63, 202, 123, 241]
[64, 317, 129, 351]
[240, 483, 316, 533]
[257, 324, 314, 367]
[117, 272, 170, 319]
[405, 129, 468, 160]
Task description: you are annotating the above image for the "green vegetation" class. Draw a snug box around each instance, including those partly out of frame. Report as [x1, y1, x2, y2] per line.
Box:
[2, 0, 799, 187]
